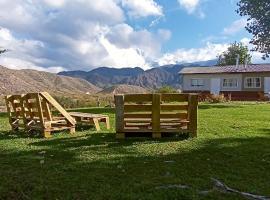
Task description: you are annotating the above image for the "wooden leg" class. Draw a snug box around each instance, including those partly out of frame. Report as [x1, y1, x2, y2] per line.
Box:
[105, 117, 110, 130]
[189, 130, 197, 138]
[152, 132, 161, 138]
[69, 127, 75, 134]
[116, 133, 125, 139]
[43, 130, 52, 138]
[93, 118, 100, 131]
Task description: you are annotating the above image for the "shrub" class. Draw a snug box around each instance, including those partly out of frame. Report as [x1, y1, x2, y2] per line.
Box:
[156, 86, 177, 93]
[204, 94, 228, 103]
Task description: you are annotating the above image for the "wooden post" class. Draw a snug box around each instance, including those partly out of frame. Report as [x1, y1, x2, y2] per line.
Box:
[188, 94, 198, 138]
[115, 95, 125, 139]
[152, 93, 161, 138]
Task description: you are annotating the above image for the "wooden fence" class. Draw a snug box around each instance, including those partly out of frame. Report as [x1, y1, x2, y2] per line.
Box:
[114, 93, 198, 139]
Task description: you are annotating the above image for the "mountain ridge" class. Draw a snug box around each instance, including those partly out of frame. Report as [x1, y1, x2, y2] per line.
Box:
[59, 60, 217, 89]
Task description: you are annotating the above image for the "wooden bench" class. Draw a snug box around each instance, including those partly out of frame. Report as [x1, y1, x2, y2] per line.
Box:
[69, 112, 110, 131]
[114, 93, 198, 139]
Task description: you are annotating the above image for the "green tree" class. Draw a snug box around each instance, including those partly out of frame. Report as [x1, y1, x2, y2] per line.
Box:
[237, 0, 270, 59]
[217, 42, 252, 66]
[156, 86, 177, 93]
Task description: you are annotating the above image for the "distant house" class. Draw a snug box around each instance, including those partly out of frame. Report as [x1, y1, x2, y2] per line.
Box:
[179, 64, 270, 100]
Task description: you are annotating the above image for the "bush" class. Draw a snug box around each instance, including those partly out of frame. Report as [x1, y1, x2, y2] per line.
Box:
[204, 94, 228, 103]
[156, 86, 177, 93]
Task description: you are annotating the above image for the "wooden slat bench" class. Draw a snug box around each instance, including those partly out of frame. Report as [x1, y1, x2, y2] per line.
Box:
[5, 92, 76, 138]
[114, 93, 198, 139]
[69, 112, 110, 131]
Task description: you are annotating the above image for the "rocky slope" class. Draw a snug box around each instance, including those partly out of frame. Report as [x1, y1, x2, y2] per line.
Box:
[0, 65, 101, 95]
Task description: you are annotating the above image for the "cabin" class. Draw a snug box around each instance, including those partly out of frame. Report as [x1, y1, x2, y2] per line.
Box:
[179, 64, 270, 101]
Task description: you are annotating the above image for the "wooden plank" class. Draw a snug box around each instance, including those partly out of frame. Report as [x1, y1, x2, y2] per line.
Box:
[161, 104, 188, 111]
[124, 104, 152, 112]
[160, 112, 188, 119]
[124, 113, 152, 118]
[115, 95, 124, 133]
[124, 94, 152, 102]
[187, 94, 198, 138]
[161, 93, 188, 102]
[35, 93, 45, 125]
[40, 92, 76, 125]
[152, 93, 161, 138]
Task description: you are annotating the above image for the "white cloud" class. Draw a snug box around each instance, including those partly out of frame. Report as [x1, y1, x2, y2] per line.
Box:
[177, 0, 204, 18]
[0, 0, 169, 71]
[223, 19, 247, 35]
[158, 38, 270, 66]
[158, 42, 229, 65]
[178, 0, 199, 13]
[121, 0, 163, 18]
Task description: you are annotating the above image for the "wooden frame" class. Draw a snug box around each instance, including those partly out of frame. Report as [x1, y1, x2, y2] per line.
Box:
[115, 93, 198, 139]
[69, 112, 110, 131]
[5, 92, 76, 138]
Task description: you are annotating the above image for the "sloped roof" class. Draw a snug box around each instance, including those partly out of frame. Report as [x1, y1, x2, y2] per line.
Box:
[179, 64, 270, 74]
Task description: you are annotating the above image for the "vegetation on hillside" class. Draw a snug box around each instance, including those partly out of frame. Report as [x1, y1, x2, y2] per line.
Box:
[156, 86, 177, 93]
[217, 42, 252, 66]
[237, 0, 270, 59]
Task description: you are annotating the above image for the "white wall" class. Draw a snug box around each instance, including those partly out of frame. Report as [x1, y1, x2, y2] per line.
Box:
[182, 74, 242, 92]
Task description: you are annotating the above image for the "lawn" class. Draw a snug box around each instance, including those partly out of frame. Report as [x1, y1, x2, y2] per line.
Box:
[0, 103, 270, 200]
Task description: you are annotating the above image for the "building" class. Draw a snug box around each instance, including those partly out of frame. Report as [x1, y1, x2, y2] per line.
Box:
[179, 64, 270, 100]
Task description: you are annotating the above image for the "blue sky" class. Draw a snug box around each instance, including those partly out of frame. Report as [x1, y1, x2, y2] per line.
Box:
[0, 0, 268, 72]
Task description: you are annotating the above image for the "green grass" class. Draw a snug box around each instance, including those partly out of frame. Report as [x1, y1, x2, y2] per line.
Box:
[0, 103, 270, 199]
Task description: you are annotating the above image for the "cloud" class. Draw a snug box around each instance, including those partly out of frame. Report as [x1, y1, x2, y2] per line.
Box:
[158, 42, 229, 65]
[121, 0, 163, 18]
[177, 0, 204, 18]
[223, 19, 247, 35]
[158, 38, 270, 66]
[0, 0, 169, 71]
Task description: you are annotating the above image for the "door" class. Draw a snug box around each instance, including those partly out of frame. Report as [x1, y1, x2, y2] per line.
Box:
[264, 77, 270, 94]
[210, 78, 221, 95]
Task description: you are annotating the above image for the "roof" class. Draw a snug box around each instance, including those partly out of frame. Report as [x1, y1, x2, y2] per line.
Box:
[179, 64, 270, 75]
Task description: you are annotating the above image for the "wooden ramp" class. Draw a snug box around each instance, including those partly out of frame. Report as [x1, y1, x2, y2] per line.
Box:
[5, 92, 76, 138]
[115, 93, 198, 139]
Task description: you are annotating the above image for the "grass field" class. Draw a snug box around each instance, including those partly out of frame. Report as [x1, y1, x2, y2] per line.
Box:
[0, 103, 270, 200]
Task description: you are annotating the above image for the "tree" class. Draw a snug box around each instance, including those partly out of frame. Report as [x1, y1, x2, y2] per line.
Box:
[237, 0, 270, 59]
[217, 42, 252, 66]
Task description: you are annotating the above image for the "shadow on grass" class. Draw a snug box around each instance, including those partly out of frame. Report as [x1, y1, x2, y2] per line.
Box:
[0, 133, 270, 199]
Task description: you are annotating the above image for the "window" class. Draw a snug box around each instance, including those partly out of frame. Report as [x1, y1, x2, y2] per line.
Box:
[245, 77, 261, 88]
[223, 78, 238, 88]
[191, 79, 204, 87]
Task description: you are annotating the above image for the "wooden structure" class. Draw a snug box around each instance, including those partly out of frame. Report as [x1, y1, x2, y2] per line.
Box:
[5, 92, 76, 138]
[114, 93, 198, 139]
[5, 94, 25, 131]
[69, 112, 110, 131]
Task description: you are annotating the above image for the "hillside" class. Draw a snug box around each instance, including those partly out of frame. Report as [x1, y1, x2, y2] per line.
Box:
[59, 60, 216, 89]
[98, 84, 149, 95]
[0, 65, 101, 95]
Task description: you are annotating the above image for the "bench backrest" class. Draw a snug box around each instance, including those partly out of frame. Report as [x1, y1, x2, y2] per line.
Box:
[115, 93, 198, 137]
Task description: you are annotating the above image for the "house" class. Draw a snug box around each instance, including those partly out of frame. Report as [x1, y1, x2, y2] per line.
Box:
[179, 64, 270, 100]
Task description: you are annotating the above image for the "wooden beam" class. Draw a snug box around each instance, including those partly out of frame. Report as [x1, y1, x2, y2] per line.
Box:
[188, 94, 198, 138]
[40, 92, 76, 125]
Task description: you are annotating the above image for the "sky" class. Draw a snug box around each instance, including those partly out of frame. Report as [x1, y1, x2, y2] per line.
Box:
[0, 0, 269, 72]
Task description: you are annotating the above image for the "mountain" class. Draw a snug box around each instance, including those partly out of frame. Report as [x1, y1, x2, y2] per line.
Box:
[98, 84, 149, 95]
[0, 65, 101, 95]
[59, 67, 144, 88]
[58, 60, 217, 89]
